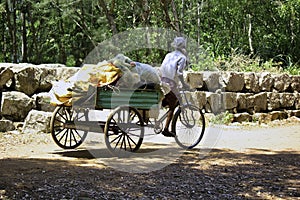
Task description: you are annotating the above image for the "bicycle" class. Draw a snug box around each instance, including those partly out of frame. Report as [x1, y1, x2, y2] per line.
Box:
[146, 88, 206, 149]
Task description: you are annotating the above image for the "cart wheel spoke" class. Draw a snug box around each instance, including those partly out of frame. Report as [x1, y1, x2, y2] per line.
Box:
[57, 111, 67, 121]
[54, 127, 65, 137]
[127, 135, 137, 146]
[50, 106, 88, 149]
[57, 129, 68, 143]
[73, 129, 83, 139]
[70, 129, 79, 145]
[110, 134, 123, 145]
[63, 129, 69, 146]
[126, 135, 133, 151]
[121, 135, 126, 151]
[105, 106, 144, 156]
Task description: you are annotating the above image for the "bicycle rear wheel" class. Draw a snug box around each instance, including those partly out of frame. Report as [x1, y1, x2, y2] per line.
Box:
[172, 104, 205, 149]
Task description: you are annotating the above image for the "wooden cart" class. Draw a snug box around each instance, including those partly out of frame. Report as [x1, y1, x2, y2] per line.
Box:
[50, 86, 206, 155]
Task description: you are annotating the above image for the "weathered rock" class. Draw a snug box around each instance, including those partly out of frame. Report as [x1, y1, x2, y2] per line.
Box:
[183, 91, 194, 104]
[269, 111, 288, 121]
[56, 67, 80, 81]
[13, 66, 42, 96]
[22, 110, 52, 134]
[291, 76, 300, 92]
[185, 72, 203, 89]
[273, 73, 291, 92]
[205, 92, 223, 113]
[0, 67, 14, 86]
[267, 92, 281, 111]
[287, 110, 300, 118]
[233, 113, 252, 123]
[222, 92, 237, 110]
[38, 67, 58, 92]
[38, 63, 67, 68]
[1, 91, 35, 121]
[191, 91, 206, 109]
[203, 72, 221, 92]
[222, 72, 244, 92]
[237, 93, 253, 111]
[244, 72, 260, 93]
[252, 113, 271, 124]
[259, 72, 274, 91]
[280, 93, 295, 108]
[33, 92, 55, 112]
[0, 119, 15, 132]
[295, 93, 300, 110]
[252, 92, 268, 112]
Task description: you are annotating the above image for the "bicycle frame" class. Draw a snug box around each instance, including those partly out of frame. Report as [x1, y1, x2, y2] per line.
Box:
[146, 89, 195, 134]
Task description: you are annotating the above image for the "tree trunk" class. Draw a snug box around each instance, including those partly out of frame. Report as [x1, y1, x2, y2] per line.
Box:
[1, 12, 8, 62]
[21, 8, 28, 62]
[6, 0, 18, 63]
[160, 0, 179, 32]
[97, 0, 118, 35]
[247, 14, 254, 56]
[171, 0, 180, 32]
[56, 0, 66, 64]
[197, 0, 204, 47]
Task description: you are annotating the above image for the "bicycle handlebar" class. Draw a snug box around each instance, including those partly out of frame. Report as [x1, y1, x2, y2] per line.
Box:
[179, 87, 196, 92]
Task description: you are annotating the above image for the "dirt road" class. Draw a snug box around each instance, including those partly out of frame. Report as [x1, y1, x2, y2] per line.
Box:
[0, 122, 299, 199]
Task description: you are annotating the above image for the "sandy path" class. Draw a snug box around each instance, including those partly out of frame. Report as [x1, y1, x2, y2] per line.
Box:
[1, 123, 299, 160]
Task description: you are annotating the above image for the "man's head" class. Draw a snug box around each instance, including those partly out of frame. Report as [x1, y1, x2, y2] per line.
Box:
[171, 37, 186, 52]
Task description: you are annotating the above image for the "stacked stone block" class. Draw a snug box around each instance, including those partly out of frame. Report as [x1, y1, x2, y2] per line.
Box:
[185, 71, 300, 123]
[0, 63, 80, 133]
[0, 63, 299, 134]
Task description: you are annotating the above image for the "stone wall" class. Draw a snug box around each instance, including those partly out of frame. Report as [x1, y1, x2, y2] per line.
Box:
[0, 63, 299, 133]
[0, 63, 80, 133]
[185, 71, 300, 123]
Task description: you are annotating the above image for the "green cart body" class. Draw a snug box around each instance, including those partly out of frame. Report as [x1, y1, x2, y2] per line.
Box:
[95, 87, 162, 110]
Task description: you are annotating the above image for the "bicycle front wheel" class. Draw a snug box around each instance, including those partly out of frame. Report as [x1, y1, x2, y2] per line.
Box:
[172, 105, 205, 149]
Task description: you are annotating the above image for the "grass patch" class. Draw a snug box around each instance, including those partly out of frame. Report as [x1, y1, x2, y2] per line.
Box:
[191, 50, 300, 75]
[209, 111, 234, 125]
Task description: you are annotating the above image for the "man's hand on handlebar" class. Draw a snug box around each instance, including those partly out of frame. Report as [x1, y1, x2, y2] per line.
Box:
[179, 85, 196, 92]
[178, 75, 191, 91]
[182, 82, 191, 90]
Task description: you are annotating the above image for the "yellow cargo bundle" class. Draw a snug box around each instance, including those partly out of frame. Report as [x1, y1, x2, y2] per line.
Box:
[49, 62, 122, 107]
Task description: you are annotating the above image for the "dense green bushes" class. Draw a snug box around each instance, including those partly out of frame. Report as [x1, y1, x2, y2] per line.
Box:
[0, 0, 299, 74]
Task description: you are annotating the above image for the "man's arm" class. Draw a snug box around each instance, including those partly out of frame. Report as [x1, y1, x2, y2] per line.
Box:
[177, 56, 190, 89]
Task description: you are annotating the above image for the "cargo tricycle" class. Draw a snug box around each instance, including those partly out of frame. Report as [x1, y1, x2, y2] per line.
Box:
[50, 86, 205, 155]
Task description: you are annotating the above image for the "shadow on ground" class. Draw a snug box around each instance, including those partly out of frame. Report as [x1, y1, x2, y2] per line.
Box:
[0, 148, 299, 199]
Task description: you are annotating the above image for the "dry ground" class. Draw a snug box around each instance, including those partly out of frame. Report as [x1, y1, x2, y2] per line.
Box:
[0, 120, 299, 200]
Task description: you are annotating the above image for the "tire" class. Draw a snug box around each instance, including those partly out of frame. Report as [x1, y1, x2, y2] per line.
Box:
[172, 105, 205, 149]
[50, 106, 88, 149]
[104, 106, 144, 156]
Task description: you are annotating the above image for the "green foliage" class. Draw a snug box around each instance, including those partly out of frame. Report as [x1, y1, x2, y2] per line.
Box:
[283, 65, 300, 75]
[210, 111, 234, 125]
[0, 0, 300, 74]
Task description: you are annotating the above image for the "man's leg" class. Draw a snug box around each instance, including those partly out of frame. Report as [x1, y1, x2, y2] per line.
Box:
[162, 92, 178, 137]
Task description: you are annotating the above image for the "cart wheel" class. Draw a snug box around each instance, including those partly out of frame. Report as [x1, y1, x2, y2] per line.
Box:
[172, 105, 205, 149]
[104, 106, 144, 156]
[50, 106, 88, 149]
